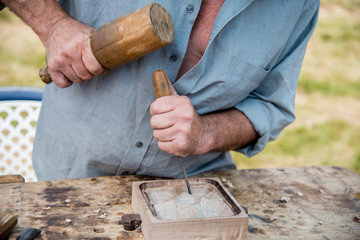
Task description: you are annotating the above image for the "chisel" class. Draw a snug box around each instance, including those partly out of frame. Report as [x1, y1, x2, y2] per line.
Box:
[152, 69, 192, 195]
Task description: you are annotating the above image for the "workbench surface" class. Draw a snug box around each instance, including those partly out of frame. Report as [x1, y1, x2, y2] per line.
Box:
[1, 166, 359, 239]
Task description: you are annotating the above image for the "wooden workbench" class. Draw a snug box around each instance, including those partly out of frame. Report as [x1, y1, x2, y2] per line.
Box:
[1, 166, 359, 239]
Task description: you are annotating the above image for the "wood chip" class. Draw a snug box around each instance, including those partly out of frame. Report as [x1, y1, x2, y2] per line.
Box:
[64, 199, 72, 203]
[99, 213, 107, 219]
[103, 202, 110, 206]
[269, 215, 277, 222]
[280, 196, 290, 203]
[42, 206, 51, 210]
[65, 219, 72, 223]
[93, 209, 101, 213]
[297, 191, 304, 197]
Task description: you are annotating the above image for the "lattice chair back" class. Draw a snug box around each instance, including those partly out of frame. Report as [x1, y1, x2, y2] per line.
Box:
[0, 87, 43, 182]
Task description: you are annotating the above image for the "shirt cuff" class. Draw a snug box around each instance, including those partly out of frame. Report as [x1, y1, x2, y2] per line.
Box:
[234, 97, 272, 157]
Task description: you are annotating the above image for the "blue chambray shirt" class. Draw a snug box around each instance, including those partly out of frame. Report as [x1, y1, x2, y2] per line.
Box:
[33, 0, 319, 180]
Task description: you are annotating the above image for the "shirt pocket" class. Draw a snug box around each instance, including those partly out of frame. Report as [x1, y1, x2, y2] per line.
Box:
[219, 56, 270, 107]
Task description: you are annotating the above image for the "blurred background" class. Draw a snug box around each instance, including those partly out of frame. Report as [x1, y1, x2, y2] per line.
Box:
[1, 0, 359, 174]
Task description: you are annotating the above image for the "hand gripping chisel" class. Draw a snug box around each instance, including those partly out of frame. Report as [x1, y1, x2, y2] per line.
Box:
[152, 69, 192, 194]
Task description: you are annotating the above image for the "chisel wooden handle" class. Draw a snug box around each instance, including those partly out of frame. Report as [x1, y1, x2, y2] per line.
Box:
[40, 3, 174, 84]
[152, 69, 171, 98]
[152, 71, 193, 194]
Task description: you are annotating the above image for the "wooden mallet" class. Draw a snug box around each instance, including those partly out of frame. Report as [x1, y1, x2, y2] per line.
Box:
[39, 3, 175, 84]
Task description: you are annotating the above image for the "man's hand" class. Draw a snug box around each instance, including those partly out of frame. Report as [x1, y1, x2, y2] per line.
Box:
[1, 0, 105, 88]
[43, 18, 105, 88]
[150, 84, 209, 158]
[150, 81, 259, 157]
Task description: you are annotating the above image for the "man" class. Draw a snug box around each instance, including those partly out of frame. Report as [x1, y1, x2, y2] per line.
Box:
[1, 0, 319, 180]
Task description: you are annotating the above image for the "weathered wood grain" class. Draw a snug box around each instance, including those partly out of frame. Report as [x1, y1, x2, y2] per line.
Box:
[0, 166, 359, 239]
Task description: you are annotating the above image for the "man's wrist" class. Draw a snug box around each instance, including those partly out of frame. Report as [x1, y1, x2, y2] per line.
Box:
[194, 108, 258, 154]
[39, 15, 71, 45]
[195, 114, 217, 155]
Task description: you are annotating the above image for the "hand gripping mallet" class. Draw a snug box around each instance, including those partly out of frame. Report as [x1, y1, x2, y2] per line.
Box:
[39, 3, 175, 83]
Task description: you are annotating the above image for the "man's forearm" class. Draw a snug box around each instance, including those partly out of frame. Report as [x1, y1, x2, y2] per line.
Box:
[199, 108, 258, 154]
[1, 0, 69, 44]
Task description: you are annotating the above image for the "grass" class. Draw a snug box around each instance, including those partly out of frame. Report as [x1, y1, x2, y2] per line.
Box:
[1, 2, 359, 175]
[299, 76, 360, 97]
[233, 119, 360, 172]
[0, 8, 46, 87]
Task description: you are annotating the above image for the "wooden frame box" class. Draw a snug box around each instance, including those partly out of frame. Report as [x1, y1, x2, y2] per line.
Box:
[132, 178, 248, 240]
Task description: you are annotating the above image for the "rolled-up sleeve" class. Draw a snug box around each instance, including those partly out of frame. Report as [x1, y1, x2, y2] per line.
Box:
[235, 0, 320, 157]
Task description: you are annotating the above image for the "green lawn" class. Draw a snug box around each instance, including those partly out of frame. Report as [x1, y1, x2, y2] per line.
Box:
[1, 1, 359, 174]
[0, 8, 46, 87]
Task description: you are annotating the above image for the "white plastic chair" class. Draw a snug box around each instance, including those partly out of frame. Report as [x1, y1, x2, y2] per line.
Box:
[0, 87, 43, 182]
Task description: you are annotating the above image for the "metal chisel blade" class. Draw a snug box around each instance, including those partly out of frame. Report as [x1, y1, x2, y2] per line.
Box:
[178, 157, 192, 195]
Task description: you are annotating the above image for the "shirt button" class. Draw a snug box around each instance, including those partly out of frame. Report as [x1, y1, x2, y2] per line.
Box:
[170, 55, 177, 62]
[135, 141, 143, 148]
[186, 5, 194, 13]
